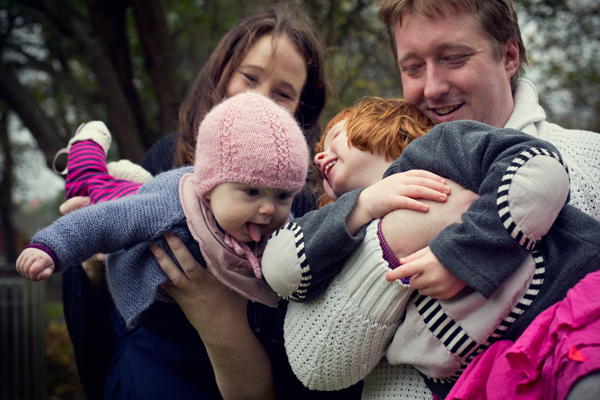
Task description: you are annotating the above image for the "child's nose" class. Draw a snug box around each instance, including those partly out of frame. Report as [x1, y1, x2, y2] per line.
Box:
[259, 199, 275, 215]
[314, 152, 326, 167]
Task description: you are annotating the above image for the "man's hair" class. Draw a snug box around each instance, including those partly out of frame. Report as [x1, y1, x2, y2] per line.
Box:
[378, 0, 528, 91]
[315, 98, 434, 207]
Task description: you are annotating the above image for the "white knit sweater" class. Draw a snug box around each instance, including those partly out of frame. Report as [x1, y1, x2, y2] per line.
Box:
[506, 79, 600, 221]
[283, 221, 412, 391]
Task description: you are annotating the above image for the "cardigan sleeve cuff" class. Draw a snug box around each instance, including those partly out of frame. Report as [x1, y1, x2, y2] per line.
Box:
[25, 243, 59, 270]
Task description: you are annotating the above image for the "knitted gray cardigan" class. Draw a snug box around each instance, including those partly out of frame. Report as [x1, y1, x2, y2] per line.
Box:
[32, 167, 202, 327]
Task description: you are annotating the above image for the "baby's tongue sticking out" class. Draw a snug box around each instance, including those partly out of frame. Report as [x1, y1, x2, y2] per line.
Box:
[246, 222, 263, 242]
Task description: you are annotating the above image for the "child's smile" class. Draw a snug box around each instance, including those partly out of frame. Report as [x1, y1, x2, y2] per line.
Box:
[314, 119, 393, 201]
[321, 159, 337, 183]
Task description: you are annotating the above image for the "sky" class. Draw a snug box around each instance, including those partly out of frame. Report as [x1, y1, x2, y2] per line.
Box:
[7, 113, 64, 204]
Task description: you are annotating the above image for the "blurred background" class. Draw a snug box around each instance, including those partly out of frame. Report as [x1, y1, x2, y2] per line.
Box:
[0, 0, 599, 398]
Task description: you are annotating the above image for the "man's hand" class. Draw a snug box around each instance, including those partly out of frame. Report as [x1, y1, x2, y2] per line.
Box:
[385, 246, 467, 299]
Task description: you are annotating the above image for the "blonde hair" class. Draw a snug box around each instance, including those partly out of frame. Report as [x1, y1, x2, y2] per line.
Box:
[316, 97, 435, 207]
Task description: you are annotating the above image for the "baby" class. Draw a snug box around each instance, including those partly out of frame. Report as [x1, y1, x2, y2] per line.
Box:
[16, 92, 309, 327]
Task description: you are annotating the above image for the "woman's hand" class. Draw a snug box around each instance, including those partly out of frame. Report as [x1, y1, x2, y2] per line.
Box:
[59, 196, 91, 215]
[59, 196, 105, 285]
[150, 233, 248, 338]
[150, 233, 275, 400]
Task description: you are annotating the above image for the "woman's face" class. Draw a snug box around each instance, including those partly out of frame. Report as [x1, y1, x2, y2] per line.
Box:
[226, 34, 308, 115]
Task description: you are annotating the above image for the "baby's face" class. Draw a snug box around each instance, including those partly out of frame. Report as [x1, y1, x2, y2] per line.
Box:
[204, 182, 293, 243]
[314, 119, 393, 201]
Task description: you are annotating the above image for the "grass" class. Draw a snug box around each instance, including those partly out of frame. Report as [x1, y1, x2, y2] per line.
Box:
[46, 301, 64, 322]
[44, 284, 85, 400]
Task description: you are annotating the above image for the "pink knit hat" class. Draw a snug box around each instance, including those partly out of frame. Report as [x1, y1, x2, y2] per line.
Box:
[194, 92, 309, 199]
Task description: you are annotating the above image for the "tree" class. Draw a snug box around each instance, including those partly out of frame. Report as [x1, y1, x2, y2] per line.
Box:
[1, 0, 598, 195]
[517, 0, 600, 132]
[0, 103, 18, 262]
[1, 0, 184, 163]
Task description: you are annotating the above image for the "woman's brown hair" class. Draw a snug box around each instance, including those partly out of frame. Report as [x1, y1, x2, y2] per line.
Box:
[175, 4, 329, 167]
[316, 97, 435, 208]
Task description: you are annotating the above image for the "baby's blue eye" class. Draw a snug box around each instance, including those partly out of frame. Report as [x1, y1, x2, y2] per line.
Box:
[246, 189, 260, 196]
[277, 192, 291, 200]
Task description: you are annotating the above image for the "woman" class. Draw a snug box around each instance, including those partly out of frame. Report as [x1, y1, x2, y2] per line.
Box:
[61, 5, 361, 399]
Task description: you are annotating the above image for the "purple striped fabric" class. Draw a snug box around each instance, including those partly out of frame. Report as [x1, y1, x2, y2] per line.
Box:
[65, 140, 142, 204]
[377, 219, 411, 284]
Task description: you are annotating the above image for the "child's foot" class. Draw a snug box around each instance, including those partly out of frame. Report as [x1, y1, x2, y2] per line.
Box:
[53, 121, 112, 175]
[67, 121, 112, 155]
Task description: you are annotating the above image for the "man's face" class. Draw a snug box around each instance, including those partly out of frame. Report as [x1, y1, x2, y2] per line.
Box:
[394, 6, 519, 128]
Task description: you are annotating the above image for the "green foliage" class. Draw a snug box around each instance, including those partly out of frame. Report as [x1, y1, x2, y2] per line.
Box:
[45, 300, 64, 322]
[517, 0, 600, 131]
[2, 0, 598, 157]
[45, 320, 85, 400]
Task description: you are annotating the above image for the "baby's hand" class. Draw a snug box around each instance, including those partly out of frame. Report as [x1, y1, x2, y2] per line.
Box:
[16, 248, 55, 281]
[385, 246, 466, 299]
[346, 170, 450, 235]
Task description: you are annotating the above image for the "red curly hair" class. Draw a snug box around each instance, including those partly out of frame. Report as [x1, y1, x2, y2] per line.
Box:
[316, 97, 435, 208]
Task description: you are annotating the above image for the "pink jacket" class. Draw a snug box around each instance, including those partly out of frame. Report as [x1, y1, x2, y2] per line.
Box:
[446, 270, 600, 400]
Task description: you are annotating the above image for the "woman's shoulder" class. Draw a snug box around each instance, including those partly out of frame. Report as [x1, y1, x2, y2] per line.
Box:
[140, 132, 178, 175]
[137, 166, 193, 195]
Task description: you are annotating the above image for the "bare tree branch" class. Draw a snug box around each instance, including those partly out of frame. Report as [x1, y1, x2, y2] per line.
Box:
[0, 104, 18, 261]
[24, 0, 147, 161]
[132, 0, 182, 136]
[0, 62, 65, 164]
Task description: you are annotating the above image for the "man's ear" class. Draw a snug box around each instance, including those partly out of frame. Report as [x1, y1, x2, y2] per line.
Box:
[504, 37, 520, 79]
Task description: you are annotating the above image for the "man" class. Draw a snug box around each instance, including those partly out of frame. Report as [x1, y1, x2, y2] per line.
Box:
[379, 0, 599, 221]
[372, 0, 600, 398]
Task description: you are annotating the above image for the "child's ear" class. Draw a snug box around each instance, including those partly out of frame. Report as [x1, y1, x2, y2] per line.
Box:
[204, 191, 211, 200]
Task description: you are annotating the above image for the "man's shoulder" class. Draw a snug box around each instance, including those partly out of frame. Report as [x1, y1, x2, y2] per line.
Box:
[541, 120, 600, 147]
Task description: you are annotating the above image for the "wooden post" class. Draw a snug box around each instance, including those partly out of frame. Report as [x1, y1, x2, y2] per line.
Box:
[0, 262, 47, 400]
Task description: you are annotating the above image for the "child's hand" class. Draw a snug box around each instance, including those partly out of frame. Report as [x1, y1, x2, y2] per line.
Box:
[385, 246, 466, 299]
[363, 170, 450, 218]
[346, 170, 451, 235]
[16, 248, 55, 281]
